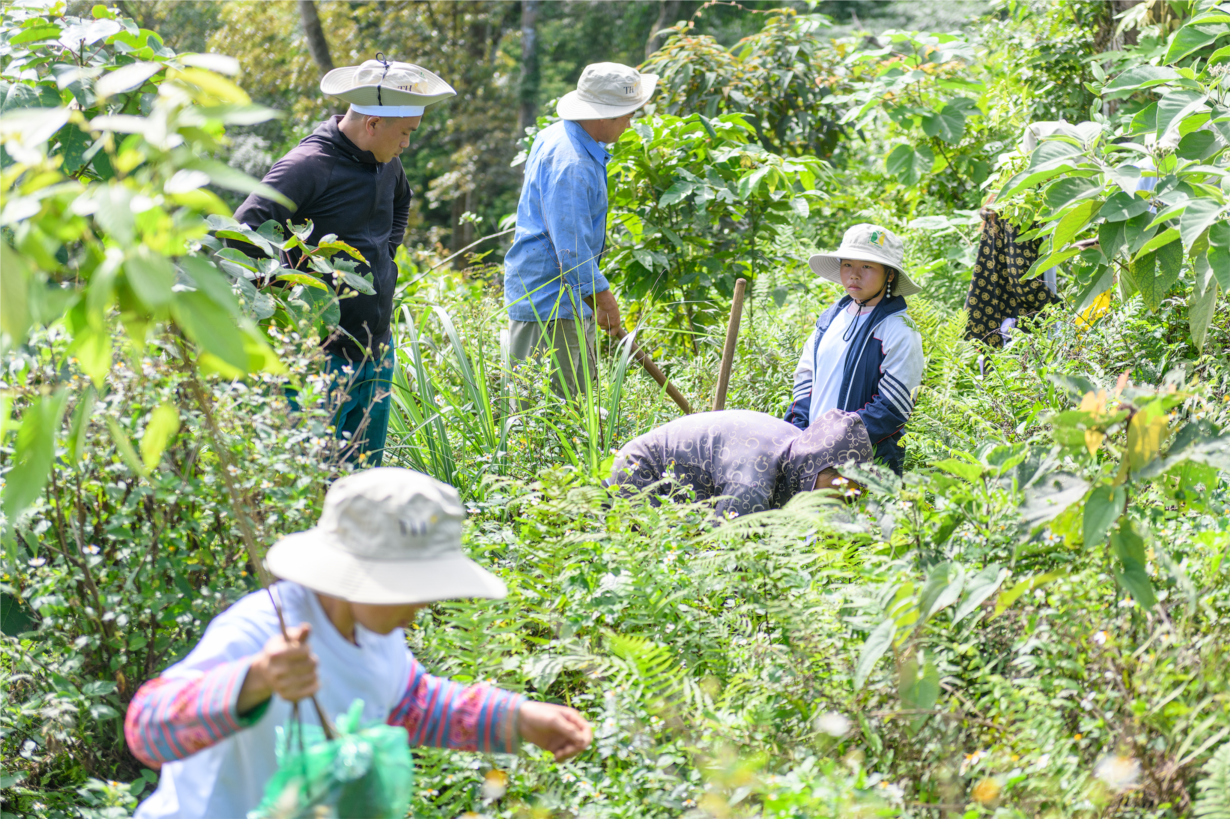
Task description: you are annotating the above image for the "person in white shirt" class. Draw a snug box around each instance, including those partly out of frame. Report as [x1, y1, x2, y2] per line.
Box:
[785, 224, 924, 475]
[125, 468, 591, 818]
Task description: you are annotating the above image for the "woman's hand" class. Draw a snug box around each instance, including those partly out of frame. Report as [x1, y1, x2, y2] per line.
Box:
[237, 624, 319, 714]
[517, 700, 593, 761]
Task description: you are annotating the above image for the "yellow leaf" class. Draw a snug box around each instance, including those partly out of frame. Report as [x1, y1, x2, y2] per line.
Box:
[1077, 289, 1112, 331]
[1079, 389, 1109, 416]
[1126, 408, 1168, 471]
[1084, 428, 1104, 456]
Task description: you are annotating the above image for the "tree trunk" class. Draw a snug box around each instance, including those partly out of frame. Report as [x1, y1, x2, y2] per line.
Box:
[646, 0, 683, 59]
[298, 0, 335, 77]
[518, 0, 541, 133]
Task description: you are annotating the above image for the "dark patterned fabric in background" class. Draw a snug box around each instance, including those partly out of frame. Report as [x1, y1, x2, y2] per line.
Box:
[609, 409, 872, 518]
[965, 210, 1060, 347]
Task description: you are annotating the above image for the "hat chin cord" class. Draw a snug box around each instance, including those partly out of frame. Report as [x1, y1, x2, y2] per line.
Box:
[841, 274, 891, 344]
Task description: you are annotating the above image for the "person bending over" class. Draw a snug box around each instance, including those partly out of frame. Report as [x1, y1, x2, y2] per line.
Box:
[607, 409, 871, 518]
[785, 224, 925, 475]
[125, 469, 591, 818]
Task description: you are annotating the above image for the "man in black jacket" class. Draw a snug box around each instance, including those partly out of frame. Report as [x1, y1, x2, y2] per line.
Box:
[233, 59, 455, 466]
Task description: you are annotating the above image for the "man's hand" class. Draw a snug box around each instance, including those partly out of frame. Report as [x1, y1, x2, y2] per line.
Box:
[518, 701, 593, 762]
[582, 288, 623, 335]
[237, 624, 318, 714]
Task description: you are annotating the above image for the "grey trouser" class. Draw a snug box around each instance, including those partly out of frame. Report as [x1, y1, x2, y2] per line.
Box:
[508, 317, 598, 401]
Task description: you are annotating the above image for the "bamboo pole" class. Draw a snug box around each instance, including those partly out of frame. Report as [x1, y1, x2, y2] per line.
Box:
[711, 277, 747, 412]
[612, 329, 693, 415]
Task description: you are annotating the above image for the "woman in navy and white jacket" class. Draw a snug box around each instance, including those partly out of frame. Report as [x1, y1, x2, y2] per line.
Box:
[784, 224, 924, 475]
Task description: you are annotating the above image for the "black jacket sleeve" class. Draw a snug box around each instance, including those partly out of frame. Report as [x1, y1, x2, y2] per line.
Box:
[233, 148, 330, 237]
[388, 166, 411, 262]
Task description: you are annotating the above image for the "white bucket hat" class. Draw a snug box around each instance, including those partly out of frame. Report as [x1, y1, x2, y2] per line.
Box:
[556, 62, 658, 120]
[808, 224, 922, 298]
[265, 468, 506, 605]
[320, 56, 456, 117]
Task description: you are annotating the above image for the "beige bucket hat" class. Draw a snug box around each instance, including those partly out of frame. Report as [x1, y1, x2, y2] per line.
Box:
[320, 56, 456, 117]
[556, 62, 658, 120]
[265, 468, 506, 605]
[808, 224, 922, 297]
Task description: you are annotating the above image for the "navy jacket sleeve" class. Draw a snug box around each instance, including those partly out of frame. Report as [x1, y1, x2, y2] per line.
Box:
[854, 317, 923, 448]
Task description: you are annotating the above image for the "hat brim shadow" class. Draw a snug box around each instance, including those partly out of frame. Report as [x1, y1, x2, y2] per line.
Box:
[808, 251, 922, 297]
[265, 529, 507, 605]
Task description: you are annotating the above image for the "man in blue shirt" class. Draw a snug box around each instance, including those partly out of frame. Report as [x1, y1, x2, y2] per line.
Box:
[504, 63, 657, 399]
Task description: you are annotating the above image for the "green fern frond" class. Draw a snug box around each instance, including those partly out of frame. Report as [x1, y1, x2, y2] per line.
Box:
[1195, 741, 1230, 819]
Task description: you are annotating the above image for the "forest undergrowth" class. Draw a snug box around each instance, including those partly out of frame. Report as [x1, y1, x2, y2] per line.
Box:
[2, 1, 1229, 818]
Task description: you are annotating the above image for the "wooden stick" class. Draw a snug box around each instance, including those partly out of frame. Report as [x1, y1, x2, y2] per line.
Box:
[711, 277, 747, 412]
[612, 329, 693, 415]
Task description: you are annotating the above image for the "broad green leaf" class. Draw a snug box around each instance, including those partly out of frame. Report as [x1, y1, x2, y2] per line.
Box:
[1189, 279, 1219, 352]
[658, 181, 693, 207]
[1133, 241, 1184, 312]
[1110, 519, 1154, 609]
[898, 658, 940, 712]
[177, 256, 240, 314]
[952, 565, 1008, 624]
[341, 271, 377, 296]
[315, 239, 366, 263]
[885, 143, 934, 186]
[139, 403, 180, 472]
[171, 289, 248, 372]
[1157, 90, 1208, 139]
[1020, 473, 1089, 530]
[1176, 130, 1217, 160]
[95, 61, 162, 98]
[184, 159, 294, 209]
[854, 618, 895, 690]
[276, 272, 328, 290]
[124, 247, 175, 308]
[1210, 245, 1230, 291]
[1104, 65, 1180, 95]
[1053, 200, 1100, 249]
[1180, 199, 1227, 250]
[69, 325, 113, 389]
[0, 239, 32, 344]
[1134, 227, 1181, 258]
[2, 390, 69, 519]
[1083, 484, 1125, 547]
[919, 562, 965, 621]
[993, 570, 1065, 618]
[1100, 190, 1151, 222]
[9, 25, 62, 45]
[921, 103, 965, 143]
[1164, 23, 1229, 63]
[1044, 177, 1102, 211]
[933, 458, 984, 483]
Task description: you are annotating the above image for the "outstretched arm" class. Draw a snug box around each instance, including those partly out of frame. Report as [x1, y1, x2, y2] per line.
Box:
[389, 653, 592, 760]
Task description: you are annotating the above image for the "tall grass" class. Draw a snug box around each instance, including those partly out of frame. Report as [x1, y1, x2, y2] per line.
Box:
[385, 301, 642, 499]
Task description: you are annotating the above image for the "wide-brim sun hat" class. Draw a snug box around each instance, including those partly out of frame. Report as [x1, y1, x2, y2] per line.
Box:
[809, 224, 922, 297]
[321, 57, 456, 117]
[556, 62, 658, 120]
[265, 468, 506, 605]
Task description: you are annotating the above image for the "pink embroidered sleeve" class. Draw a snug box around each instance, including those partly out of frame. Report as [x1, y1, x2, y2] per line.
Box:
[387, 655, 524, 753]
[123, 658, 267, 769]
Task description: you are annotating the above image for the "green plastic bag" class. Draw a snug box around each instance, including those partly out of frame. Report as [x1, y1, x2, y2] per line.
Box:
[248, 699, 414, 819]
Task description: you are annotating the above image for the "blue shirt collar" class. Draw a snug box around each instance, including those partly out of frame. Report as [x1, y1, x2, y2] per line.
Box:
[565, 119, 612, 165]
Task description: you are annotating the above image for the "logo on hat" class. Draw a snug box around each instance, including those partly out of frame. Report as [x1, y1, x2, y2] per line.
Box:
[868, 230, 887, 247]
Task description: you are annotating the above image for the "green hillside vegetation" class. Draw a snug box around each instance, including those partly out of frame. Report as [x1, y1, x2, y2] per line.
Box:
[1, 1, 1228, 817]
